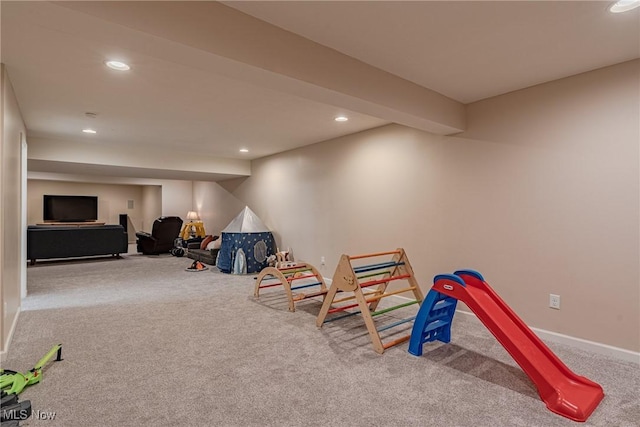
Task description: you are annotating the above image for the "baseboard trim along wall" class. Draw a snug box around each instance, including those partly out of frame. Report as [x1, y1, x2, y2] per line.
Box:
[455, 309, 639, 364]
[1, 307, 21, 362]
[320, 282, 640, 364]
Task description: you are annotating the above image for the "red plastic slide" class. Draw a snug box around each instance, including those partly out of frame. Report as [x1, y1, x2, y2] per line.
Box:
[433, 270, 604, 422]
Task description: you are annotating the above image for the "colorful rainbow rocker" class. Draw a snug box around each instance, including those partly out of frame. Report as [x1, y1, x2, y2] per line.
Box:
[254, 262, 328, 312]
[316, 248, 425, 354]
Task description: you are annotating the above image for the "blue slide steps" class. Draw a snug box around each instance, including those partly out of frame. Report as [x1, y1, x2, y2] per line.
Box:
[408, 275, 461, 356]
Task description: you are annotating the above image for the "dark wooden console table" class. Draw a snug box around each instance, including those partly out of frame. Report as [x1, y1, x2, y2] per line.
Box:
[36, 222, 106, 226]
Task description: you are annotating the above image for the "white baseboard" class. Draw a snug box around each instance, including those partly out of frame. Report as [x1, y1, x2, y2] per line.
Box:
[455, 309, 639, 364]
[0, 307, 21, 362]
[345, 290, 639, 364]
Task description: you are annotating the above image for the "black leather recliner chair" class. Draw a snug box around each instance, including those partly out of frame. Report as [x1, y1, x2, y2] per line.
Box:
[136, 216, 183, 255]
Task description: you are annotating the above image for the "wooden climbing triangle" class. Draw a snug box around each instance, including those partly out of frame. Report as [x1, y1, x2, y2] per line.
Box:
[316, 248, 424, 354]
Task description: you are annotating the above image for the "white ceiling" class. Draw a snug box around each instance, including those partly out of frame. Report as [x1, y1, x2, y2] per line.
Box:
[1, 1, 638, 180]
[1, 1, 389, 161]
[228, 1, 640, 103]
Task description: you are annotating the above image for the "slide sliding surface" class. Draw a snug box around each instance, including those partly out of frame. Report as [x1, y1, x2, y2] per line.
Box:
[434, 270, 604, 422]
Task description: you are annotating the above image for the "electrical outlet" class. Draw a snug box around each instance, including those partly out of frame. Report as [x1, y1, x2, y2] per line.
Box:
[549, 294, 561, 310]
[321, 256, 326, 265]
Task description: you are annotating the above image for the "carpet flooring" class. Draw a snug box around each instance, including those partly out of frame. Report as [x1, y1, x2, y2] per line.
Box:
[4, 253, 639, 426]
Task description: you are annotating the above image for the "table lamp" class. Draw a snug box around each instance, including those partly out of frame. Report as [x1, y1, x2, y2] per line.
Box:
[186, 211, 200, 238]
[186, 211, 199, 222]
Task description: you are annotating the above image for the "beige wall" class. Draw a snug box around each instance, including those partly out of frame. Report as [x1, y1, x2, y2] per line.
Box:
[141, 185, 162, 232]
[229, 60, 639, 351]
[160, 180, 193, 220]
[193, 181, 245, 236]
[25, 178, 197, 236]
[450, 60, 639, 351]
[27, 180, 144, 234]
[1, 65, 27, 354]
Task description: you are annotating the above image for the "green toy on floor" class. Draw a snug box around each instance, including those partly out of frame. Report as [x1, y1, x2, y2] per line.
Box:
[0, 344, 62, 426]
[1, 344, 63, 395]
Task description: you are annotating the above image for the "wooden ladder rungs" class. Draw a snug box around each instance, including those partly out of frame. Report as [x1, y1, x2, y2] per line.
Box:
[382, 334, 411, 349]
[376, 316, 416, 333]
[254, 262, 327, 312]
[292, 289, 328, 301]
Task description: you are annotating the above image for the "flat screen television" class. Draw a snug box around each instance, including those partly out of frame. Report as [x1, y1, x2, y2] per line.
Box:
[43, 195, 98, 222]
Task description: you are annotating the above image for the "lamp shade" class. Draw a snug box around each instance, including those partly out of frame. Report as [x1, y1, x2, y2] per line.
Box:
[186, 211, 199, 221]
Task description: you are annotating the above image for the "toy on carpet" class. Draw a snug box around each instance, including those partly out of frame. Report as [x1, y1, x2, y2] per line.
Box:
[1, 344, 63, 425]
[316, 248, 424, 354]
[186, 260, 208, 272]
[409, 270, 604, 422]
[217, 206, 276, 274]
[171, 247, 185, 257]
[1, 344, 63, 395]
[254, 262, 327, 312]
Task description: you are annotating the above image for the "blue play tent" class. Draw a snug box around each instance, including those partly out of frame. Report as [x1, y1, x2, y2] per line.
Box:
[216, 206, 276, 274]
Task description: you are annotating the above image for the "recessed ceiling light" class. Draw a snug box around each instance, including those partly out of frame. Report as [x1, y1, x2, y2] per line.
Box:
[82, 129, 97, 134]
[105, 60, 130, 71]
[609, 0, 640, 13]
[239, 148, 249, 153]
[334, 116, 349, 122]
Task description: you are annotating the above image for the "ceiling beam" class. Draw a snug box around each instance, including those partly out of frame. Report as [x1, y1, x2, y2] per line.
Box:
[28, 138, 251, 182]
[57, 1, 465, 135]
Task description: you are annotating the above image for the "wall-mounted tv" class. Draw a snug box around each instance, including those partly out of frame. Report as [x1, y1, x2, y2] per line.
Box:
[43, 195, 98, 222]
